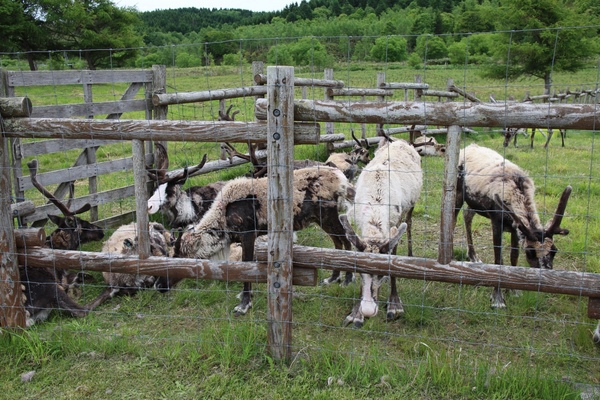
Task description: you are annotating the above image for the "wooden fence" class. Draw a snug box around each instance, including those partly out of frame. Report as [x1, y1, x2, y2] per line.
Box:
[1, 66, 600, 363]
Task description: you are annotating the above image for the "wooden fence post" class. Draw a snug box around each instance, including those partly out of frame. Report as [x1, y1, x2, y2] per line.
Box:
[0, 126, 25, 328]
[438, 125, 462, 264]
[266, 66, 295, 362]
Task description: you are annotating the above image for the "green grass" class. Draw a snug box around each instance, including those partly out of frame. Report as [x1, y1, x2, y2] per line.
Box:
[2, 63, 600, 399]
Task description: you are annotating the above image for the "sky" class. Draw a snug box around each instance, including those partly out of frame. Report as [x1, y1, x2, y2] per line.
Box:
[114, 0, 298, 13]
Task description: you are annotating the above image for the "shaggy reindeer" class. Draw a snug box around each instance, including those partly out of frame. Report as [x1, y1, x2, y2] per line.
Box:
[222, 132, 369, 286]
[454, 143, 572, 308]
[20, 160, 105, 326]
[86, 222, 174, 309]
[176, 166, 355, 315]
[338, 137, 423, 327]
[147, 143, 225, 229]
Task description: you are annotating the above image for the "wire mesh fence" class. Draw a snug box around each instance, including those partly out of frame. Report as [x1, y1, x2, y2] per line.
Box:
[1, 27, 600, 395]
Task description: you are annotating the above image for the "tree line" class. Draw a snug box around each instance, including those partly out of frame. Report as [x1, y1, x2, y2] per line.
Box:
[1, 0, 599, 89]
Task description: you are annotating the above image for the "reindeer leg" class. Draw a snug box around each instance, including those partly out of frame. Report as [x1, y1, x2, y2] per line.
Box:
[406, 207, 414, 257]
[463, 208, 482, 263]
[386, 276, 404, 321]
[233, 234, 256, 316]
[234, 282, 253, 316]
[490, 219, 506, 309]
[507, 230, 521, 298]
[344, 273, 371, 328]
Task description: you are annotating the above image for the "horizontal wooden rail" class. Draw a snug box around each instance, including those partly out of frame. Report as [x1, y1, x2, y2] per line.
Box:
[255, 99, 600, 130]
[3, 118, 321, 144]
[254, 74, 344, 88]
[17, 247, 317, 286]
[255, 243, 600, 298]
[152, 86, 268, 107]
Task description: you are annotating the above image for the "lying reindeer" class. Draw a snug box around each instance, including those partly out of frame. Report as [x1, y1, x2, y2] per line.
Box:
[21, 160, 104, 326]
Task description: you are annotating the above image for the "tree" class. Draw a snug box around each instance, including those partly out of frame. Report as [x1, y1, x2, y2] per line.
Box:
[1, 0, 143, 70]
[484, 0, 600, 92]
[370, 36, 408, 62]
[1, 0, 55, 70]
[46, 0, 143, 69]
[415, 35, 448, 60]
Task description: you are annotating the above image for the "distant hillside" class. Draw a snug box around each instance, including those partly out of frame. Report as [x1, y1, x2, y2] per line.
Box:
[139, 7, 278, 34]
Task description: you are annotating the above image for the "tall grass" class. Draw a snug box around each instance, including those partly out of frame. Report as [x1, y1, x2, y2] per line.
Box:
[1, 63, 599, 398]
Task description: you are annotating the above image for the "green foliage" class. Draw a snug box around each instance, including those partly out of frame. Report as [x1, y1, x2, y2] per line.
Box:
[415, 35, 448, 60]
[408, 52, 424, 68]
[370, 36, 408, 62]
[268, 38, 334, 68]
[482, 0, 600, 89]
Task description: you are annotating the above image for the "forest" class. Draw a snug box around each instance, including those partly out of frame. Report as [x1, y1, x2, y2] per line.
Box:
[1, 0, 600, 89]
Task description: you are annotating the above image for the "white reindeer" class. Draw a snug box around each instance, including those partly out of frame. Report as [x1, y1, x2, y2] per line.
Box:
[339, 137, 423, 327]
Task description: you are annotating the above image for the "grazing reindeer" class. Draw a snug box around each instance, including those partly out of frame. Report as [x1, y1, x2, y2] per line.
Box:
[20, 159, 105, 326]
[454, 144, 572, 308]
[86, 222, 174, 310]
[502, 127, 528, 148]
[338, 137, 423, 327]
[176, 166, 355, 315]
[147, 143, 225, 229]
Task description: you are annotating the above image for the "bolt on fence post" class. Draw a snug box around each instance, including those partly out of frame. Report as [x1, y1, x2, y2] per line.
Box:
[266, 66, 295, 363]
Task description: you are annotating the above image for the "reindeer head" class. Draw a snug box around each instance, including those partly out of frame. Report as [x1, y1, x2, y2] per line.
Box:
[27, 160, 104, 250]
[495, 186, 572, 269]
[147, 142, 207, 215]
[349, 130, 371, 165]
[339, 214, 407, 255]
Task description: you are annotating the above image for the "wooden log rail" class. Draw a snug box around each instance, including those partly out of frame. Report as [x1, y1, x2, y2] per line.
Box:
[152, 86, 268, 107]
[0, 97, 32, 118]
[255, 243, 600, 318]
[16, 247, 317, 287]
[2, 118, 321, 144]
[255, 99, 600, 130]
[253, 74, 344, 88]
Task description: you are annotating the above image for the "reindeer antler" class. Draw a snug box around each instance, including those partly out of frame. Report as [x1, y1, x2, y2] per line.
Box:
[544, 185, 572, 235]
[411, 138, 435, 148]
[218, 104, 240, 121]
[27, 159, 91, 216]
[147, 143, 207, 184]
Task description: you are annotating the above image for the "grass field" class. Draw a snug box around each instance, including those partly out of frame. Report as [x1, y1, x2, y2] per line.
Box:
[1, 62, 600, 399]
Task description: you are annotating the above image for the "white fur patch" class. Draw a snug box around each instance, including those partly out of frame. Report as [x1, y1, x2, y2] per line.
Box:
[148, 183, 167, 214]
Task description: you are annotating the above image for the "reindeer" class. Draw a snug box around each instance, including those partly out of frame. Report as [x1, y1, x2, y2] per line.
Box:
[454, 144, 571, 308]
[147, 143, 225, 229]
[175, 166, 355, 316]
[20, 159, 105, 326]
[220, 130, 369, 287]
[338, 136, 423, 327]
[86, 222, 175, 310]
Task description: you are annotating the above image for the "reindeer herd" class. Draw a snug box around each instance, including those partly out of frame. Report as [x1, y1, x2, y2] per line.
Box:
[16, 127, 599, 344]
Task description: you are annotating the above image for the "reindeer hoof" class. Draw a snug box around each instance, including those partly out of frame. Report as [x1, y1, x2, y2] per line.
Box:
[233, 301, 252, 316]
[321, 276, 341, 286]
[353, 321, 364, 329]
